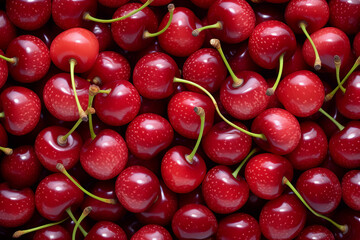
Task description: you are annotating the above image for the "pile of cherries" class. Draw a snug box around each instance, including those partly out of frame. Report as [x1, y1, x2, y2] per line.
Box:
[0, 0, 360, 239]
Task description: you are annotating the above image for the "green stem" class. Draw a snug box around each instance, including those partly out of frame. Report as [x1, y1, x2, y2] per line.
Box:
[57, 163, 117, 204]
[83, 0, 153, 23]
[12, 218, 69, 238]
[266, 53, 284, 96]
[143, 4, 174, 38]
[318, 108, 344, 131]
[72, 207, 91, 240]
[173, 77, 267, 140]
[87, 94, 96, 140]
[0, 112, 5, 118]
[65, 208, 87, 237]
[283, 177, 348, 233]
[57, 118, 83, 146]
[232, 148, 259, 178]
[0, 54, 16, 64]
[299, 21, 321, 71]
[0, 146, 13, 155]
[69, 59, 87, 122]
[334, 55, 346, 94]
[186, 107, 205, 164]
[192, 21, 222, 37]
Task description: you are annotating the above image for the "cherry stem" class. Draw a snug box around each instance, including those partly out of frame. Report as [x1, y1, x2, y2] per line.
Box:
[69, 59, 88, 122]
[56, 163, 117, 204]
[57, 118, 83, 146]
[192, 21, 222, 37]
[65, 208, 87, 237]
[0, 146, 13, 155]
[232, 148, 260, 179]
[325, 56, 360, 101]
[173, 77, 267, 140]
[185, 107, 205, 164]
[318, 107, 344, 131]
[83, 0, 153, 23]
[0, 54, 16, 64]
[87, 84, 107, 140]
[0, 112, 5, 118]
[12, 217, 69, 238]
[283, 176, 348, 233]
[143, 4, 174, 38]
[299, 21, 321, 71]
[266, 53, 284, 96]
[334, 55, 346, 94]
[72, 207, 91, 240]
[210, 38, 243, 88]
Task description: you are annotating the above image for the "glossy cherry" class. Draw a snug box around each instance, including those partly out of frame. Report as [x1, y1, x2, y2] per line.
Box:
[86, 22, 114, 51]
[0, 50, 7, 89]
[297, 225, 334, 240]
[329, 0, 360, 35]
[0, 10, 17, 50]
[335, 72, 360, 119]
[131, 225, 172, 240]
[85, 221, 127, 240]
[341, 170, 360, 211]
[332, 208, 360, 240]
[33, 225, 71, 240]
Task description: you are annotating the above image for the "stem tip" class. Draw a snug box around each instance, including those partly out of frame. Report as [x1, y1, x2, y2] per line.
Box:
[56, 163, 65, 173]
[266, 88, 275, 96]
[210, 38, 220, 50]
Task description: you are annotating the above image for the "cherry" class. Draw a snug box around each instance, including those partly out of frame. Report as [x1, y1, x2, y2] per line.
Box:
[260, 194, 307, 240]
[94, 80, 141, 126]
[178, 187, 205, 207]
[216, 213, 261, 240]
[0, 10, 17, 50]
[223, 41, 259, 73]
[0, 49, 7, 89]
[6, 0, 51, 30]
[80, 129, 128, 180]
[0, 86, 41, 136]
[0, 183, 35, 228]
[171, 204, 218, 240]
[115, 165, 160, 213]
[332, 208, 359, 240]
[329, 0, 360, 35]
[125, 113, 174, 160]
[86, 22, 114, 51]
[85, 221, 127, 240]
[131, 224, 172, 240]
[341, 170, 360, 211]
[33, 225, 71, 240]
[297, 225, 335, 240]
[126, 153, 161, 176]
[283, 44, 309, 77]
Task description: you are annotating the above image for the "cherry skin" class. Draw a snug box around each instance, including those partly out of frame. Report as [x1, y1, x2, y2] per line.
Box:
[33, 225, 71, 240]
[248, 20, 296, 69]
[85, 221, 127, 240]
[341, 170, 360, 211]
[172, 204, 218, 240]
[161, 145, 207, 193]
[216, 213, 261, 240]
[329, 0, 360, 35]
[276, 70, 325, 117]
[0, 183, 35, 228]
[202, 165, 249, 214]
[115, 165, 160, 213]
[282, 44, 309, 77]
[126, 113, 174, 160]
[251, 108, 301, 155]
[0, 86, 41, 136]
[80, 129, 128, 180]
[86, 22, 114, 52]
[0, 123, 7, 148]
[131, 225, 172, 240]
[260, 194, 307, 240]
[245, 153, 293, 200]
[202, 121, 252, 165]
[0, 50, 7, 91]
[286, 121, 328, 171]
[158, 7, 205, 57]
[50, 27, 99, 73]
[220, 70, 270, 120]
[354, 32, 360, 57]
[0, 10, 17, 50]
[332, 208, 360, 240]
[178, 187, 205, 208]
[43, 73, 90, 122]
[94, 80, 141, 126]
[297, 225, 335, 240]
[98, 0, 129, 7]
[6, 35, 51, 83]
[0, 145, 42, 189]
[335, 72, 360, 119]
[224, 41, 259, 73]
[252, 2, 285, 24]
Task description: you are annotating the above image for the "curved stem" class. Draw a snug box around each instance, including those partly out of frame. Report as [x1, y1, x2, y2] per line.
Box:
[192, 21, 222, 37]
[12, 218, 69, 238]
[143, 4, 174, 38]
[57, 163, 117, 204]
[283, 176, 348, 233]
[0, 54, 16, 64]
[210, 38, 243, 87]
[232, 148, 260, 178]
[318, 108, 344, 131]
[72, 207, 91, 240]
[266, 53, 284, 96]
[57, 118, 83, 146]
[65, 208, 87, 237]
[334, 55, 346, 94]
[0, 146, 13, 155]
[173, 77, 267, 140]
[83, 0, 153, 23]
[186, 107, 205, 164]
[87, 86, 98, 140]
[69, 59, 87, 122]
[299, 21, 321, 71]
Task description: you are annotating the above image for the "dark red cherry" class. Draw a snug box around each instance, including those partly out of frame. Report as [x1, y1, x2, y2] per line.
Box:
[332, 208, 360, 240]
[329, 0, 360, 35]
[297, 225, 334, 240]
[0, 183, 35, 228]
[85, 221, 127, 240]
[260, 194, 307, 240]
[172, 204, 218, 240]
[33, 225, 71, 240]
[0, 10, 17, 50]
[245, 153, 293, 200]
[252, 2, 285, 24]
[341, 170, 360, 211]
[0, 50, 7, 92]
[86, 22, 114, 52]
[223, 41, 259, 73]
[0, 86, 41, 136]
[335, 72, 360, 119]
[131, 225, 172, 240]
[0, 123, 8, 150]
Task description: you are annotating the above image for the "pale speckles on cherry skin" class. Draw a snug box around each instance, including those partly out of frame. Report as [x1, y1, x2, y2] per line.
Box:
[341, 170, 360, 211]
[131, 224, 172, 240]
[33, 225, 71, 240]
[84, 221, 127, 240]
[297, 225, 335, 240]
[0, 49, 8, 89]
[0, 10, 17, 50]
[329, 0, 360, 35]
[335, 72, 360, 119]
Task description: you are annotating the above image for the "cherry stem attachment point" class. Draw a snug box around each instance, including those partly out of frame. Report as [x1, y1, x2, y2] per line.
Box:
[318, 107, 344, 131]
[173, 77, 267, 140]
[65, 208, 87, 237]
[282, 176, 348, 233]
[0, 146, 13, 155]
[232, 148, 260, 178]
[299, 21, 321, 71]
[192, 21, 222, 37]
[210, 38, 243, 87]
[57, 163, 117, 204]
[334, 55, 346, 94]
[12, 217, 69, 238]
[185, 107, 205, 164]
[0, 54, 17, 65]
[144, 4, 174, 38]
[57, 118, 83, 146]
[83, 0, 154, 23]
[87, 85, 102, 140]
[266, 53, 284, 96]
[0, 112, 4, 118]
[72, 207, 91, 240]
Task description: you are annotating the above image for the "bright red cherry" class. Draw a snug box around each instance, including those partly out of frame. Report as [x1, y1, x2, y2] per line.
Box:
[329, 0, 360, 35]
[85, 221, 127, 240]
[33, 225, 71, 240]
[297, 225, 335, 240]
[335, 72, 360, 119]
[172, 204, 218, 240]
[252, 2, 285, 24]
[0, 10, 17, 50]
[341, 170, 360, 211]
[131, 225, 172, 240]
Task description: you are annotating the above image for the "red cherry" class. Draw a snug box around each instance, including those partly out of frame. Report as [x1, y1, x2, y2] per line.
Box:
[223, 41, 259, 73]
[297, 225, 335, 240]
[253, 2, 285, 24]
[332, 208, 360, 240]
[85, 221, 127, 240]
[341, 170, 360, 211]
[335, 72, 360, 119]
[0, 10, 17, 50]
[131, 225, 172, 240]
[283, 44, 309, 77]
[115, 165, 160, 213]
[33, 225, 71, 240]
[0, 50, 8, 89]
[172, 204, 218, 240]
[329, 0, 360, 35]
